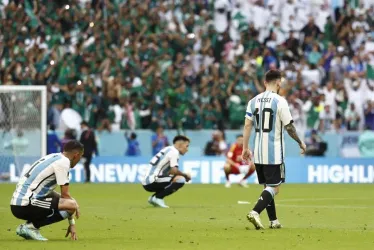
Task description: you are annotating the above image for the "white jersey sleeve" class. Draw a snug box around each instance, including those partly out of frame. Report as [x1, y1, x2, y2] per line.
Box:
[169, 149, 180, 168]
[279, 98, 293, 126]
[53, 157, 71, 185]
[142, 146, 181, 185]
[245, 99, 254, 121]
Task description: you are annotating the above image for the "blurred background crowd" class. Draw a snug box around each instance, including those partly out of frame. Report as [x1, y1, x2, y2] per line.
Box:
[0, 0, 374, 137]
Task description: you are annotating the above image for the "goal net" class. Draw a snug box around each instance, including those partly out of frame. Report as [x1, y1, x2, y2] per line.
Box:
[0, 86, 47, 183]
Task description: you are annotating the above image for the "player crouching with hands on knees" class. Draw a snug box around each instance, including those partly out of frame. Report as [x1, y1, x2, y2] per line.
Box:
[10, 140, 84, 241]
[223, 135, 256, 188]
[142, 135, 191, 208]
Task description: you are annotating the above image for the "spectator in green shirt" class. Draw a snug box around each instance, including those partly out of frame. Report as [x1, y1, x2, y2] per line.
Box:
[182, 109, 202, 130]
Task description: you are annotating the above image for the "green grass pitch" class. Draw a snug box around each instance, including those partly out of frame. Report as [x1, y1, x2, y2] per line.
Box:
[0, 183, 373, 250]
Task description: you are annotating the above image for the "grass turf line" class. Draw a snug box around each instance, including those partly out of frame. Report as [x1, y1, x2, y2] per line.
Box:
[0, 183, 373, 250]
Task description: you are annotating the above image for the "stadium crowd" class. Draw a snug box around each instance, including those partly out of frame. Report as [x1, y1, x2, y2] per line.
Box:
[0, 0, 374, 135]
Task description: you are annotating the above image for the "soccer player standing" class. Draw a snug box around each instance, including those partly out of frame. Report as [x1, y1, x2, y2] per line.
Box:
[10, 140, 84, 240]
[241, 70, 306, 229]
[142, 135, 191, 208]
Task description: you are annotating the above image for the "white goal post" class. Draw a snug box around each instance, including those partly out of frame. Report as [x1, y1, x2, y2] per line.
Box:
[0, 85, 47, 156]
[0, 86, 47, 182]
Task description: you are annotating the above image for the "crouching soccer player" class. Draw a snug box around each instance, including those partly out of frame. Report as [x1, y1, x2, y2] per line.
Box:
[224, 135, 256, 188]
[10, 140, 84, 241]
[142, 135, 191, 208]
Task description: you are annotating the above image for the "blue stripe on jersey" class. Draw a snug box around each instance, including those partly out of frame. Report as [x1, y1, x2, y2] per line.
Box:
[251, 96, 257, 160]
[280, 122, 284, 163]
[16, 154, 62, 205]
[250, 98, 256, 118]
[258, 91, 270, 163]
[268, 98, 279, 164]
[35, 179, 57, 198]
[145, 148, 171, 184]
[246, 112, 252, 117]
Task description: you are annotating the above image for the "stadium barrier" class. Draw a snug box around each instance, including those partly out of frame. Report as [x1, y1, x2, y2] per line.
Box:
[2, 156, 374, 184]
[4, 129, 363, 157]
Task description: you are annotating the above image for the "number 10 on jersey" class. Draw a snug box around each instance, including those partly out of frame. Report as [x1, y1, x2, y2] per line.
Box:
[253, 108, 274, 132]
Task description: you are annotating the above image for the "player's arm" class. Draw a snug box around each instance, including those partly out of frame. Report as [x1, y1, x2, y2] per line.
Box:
[54, 161, 80, 217]
[280, 99, 306, 154]
[60, 185, 80, 220]
[226, 156, 240, 169]
[59, 185, 80, 218]
[168, 152, 191, 181]
[226, 157, 238, 166]
[54, 161, 80, 240]
[169, 167, 191, 181]
[242, 100, 254, 162]
[60, 184, 73, 199]
[226, 145, 238, 166]
[49, 190, 78, 217]
[284, 122, 302, 146]
[242, 118, 253, 157]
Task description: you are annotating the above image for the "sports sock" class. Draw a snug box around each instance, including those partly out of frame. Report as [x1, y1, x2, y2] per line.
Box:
[252, 187, 275, 214]
[224, 165, 230, 181]
[25, 222, 37, 229]
[266, 199, 277, 221]
[242, 167, 255, 181]
[155, 179, 185, 199]
[32, 211, 70, 228]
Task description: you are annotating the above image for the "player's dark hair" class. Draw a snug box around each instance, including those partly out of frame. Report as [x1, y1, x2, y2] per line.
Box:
[63, 140, 84, 153]
[265, 70, 281, 83]
[173, 135, 190, 144]
[236, 135, 243, 138]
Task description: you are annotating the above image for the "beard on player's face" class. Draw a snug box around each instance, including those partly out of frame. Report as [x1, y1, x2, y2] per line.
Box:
[276, 81, 282, 94]
[70, 153, 82, 168]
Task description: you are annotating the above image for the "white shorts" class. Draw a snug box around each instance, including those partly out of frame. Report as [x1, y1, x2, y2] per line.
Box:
[231, 164, 250, 174]
[238, 165, 250, 174]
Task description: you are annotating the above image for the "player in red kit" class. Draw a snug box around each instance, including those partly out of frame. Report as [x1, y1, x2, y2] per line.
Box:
[224, 135, 256, 188]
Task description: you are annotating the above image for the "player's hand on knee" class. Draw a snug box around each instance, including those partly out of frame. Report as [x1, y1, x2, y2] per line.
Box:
[71, 198, 81, 219]
[75, 205, 81, 219]
[184, 173, 191, 182]
[59, 198, 80, 218]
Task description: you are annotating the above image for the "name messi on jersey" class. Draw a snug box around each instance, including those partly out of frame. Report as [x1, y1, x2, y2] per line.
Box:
[257, 98, 271, 103]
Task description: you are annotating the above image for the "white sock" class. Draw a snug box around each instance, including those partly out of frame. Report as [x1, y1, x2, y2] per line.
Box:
[271, 219, 279, 224]
[25, 222, 37, 229]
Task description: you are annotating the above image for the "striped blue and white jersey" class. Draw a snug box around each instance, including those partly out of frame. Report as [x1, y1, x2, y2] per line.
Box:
[10, 153, 70, 206]
[142, 146, 179, 185]
[245, 90, 293, 165]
